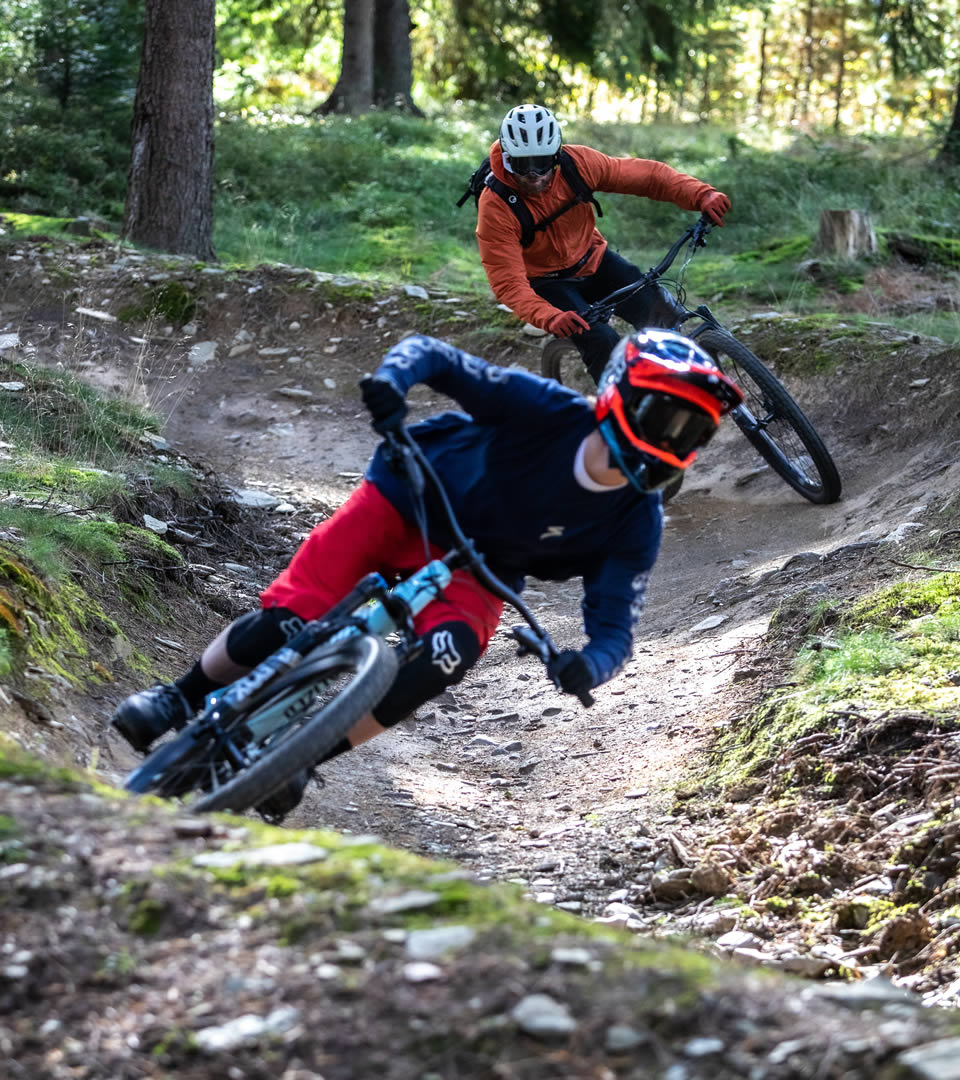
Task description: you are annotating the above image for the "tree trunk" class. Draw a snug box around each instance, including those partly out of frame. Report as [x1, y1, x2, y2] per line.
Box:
[123, 0, 215, 260]
[801, 0, 816, 122]
[756, 13, 768, 114]
[373, 0, 422, 113]
[936, 71, 960, 167]
[833, 0, 846, 133]
[815, 210, 877, 258]
[320, 0, 375, 114]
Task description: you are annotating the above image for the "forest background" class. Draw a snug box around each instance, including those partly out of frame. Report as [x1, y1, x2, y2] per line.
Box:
[0, 0, 958, 323]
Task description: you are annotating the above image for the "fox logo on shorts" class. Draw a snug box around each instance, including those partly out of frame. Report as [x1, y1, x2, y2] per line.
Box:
[431, 629, 462, 676]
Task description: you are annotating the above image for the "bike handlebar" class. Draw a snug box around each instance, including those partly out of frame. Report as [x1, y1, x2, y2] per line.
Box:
[384, 428, 594, 708]
[579, 215, 713, 327]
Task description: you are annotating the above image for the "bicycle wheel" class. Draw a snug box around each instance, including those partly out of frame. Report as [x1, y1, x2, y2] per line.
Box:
[125, 634, 397, 814]
[541, 337, 597, 397]
[697, 327, 842, 505]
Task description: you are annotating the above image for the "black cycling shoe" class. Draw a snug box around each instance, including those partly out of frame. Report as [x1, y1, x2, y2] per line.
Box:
[255, 768, 314, 825]
[110, 683, 193, 753]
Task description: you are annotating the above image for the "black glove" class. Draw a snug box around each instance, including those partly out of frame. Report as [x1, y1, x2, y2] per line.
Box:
[547, 650, 594, 696]
[360, 374, 407, 434]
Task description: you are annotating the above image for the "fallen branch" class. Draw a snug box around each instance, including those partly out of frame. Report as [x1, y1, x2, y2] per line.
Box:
[888, 559, 960, 573]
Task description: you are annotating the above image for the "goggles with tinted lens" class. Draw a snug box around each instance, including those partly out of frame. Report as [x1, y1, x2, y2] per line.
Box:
[627, 392, 717, 465]
[510, 154, 558, 176]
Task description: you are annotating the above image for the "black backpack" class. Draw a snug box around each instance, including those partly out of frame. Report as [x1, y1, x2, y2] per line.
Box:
[457, 149, 603, 248]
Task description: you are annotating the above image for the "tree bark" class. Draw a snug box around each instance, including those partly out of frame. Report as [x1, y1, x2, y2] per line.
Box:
[815, 210, 877, 258]
[756, 13, 768, 114]
[123, 0, 215, 260]
[373, 0, 422, 113]
[833, 0, 846, 133]
[936, 71, 960, 167]
[320, 0, 375, 114]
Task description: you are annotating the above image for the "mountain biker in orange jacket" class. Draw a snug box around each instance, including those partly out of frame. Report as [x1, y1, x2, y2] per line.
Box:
[478, 103, 731, 381]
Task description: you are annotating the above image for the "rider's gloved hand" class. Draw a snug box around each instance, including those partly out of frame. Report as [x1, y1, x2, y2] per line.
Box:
[547, 650, 594, 696]
[546, 311, 591, 338]
[700, 191, 731, 227]
[360, 374, 408, 434]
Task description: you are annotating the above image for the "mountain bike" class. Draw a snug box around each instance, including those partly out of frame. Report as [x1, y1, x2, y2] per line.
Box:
[123, 427, 593, 816]
[541, 217, 842, 505]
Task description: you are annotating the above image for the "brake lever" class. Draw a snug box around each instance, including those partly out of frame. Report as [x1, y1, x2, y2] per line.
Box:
[512, 625, 594, 708]
[384, 432, 425, 496]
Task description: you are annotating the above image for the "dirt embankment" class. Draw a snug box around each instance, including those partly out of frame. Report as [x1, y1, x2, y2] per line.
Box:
[2, 235, 960, 1077]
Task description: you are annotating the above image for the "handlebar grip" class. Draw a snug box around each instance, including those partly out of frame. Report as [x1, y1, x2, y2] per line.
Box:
[512, 624, 547, 660]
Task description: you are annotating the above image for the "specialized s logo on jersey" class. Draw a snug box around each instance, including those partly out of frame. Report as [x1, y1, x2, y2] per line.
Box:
[431, 629, 462, 676]
[539, 525, 565, 540]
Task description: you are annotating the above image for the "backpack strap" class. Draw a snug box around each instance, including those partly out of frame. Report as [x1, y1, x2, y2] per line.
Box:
[475, 149, 604, 249]
[557, 150, 603, 218]
[484, 173, 537, 248]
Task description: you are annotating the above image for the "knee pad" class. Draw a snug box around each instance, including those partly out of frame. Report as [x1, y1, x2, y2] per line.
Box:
[373, 621, 481, 729]
[225, 607, 306, 668]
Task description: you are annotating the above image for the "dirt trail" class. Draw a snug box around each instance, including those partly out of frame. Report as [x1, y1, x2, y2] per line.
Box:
[135, 314, 956, 916]
[4, 243, 957, 926]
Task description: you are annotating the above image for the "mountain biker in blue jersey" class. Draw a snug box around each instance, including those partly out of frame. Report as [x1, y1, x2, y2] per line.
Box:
[110, 330, 742, 821]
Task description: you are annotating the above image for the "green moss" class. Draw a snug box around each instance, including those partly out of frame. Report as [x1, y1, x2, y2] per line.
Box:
[117, 280, 197, 325]
[0, 539, 130, 685]
[845, 572, 960, 630]
[877, 229, 960, 268]
[732, 234, 813, 265]
[0, 734, 83, 787]
[128, 898, 169, 936]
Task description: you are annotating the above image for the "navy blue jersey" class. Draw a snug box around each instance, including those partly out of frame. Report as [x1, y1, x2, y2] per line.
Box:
[366, 335, 663, 687]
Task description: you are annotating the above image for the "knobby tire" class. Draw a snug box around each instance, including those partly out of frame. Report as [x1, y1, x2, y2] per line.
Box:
[696, 328, 842, 505]
[127, 634, 397, 815]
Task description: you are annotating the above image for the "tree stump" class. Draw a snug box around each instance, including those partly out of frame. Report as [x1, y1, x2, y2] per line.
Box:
[815, 210, 877, 258]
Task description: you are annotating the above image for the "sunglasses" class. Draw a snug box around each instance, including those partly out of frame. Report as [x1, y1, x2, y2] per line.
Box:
[510, 154, 558, 177]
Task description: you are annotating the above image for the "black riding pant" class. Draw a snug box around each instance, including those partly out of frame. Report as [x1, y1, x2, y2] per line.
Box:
[530, 248, 685, 382]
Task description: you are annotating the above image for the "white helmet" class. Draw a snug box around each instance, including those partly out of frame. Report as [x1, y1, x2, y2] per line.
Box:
[499, 104, 562, 174]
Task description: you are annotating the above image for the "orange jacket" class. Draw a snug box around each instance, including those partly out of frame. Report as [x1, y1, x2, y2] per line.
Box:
[476, 141, 717, 330]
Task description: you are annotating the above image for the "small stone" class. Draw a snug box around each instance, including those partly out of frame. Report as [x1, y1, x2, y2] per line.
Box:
[895, 1037, 960, 1079]
[690, 861, 731, 896]
[143, 514, 168, 534]
[510, 993, 577, 1039]
[606, 1024, 645, 1052]
[403, 961, 444, 982]
[406, 926, 476, 959]
[716, 930, 760, 949]
[684, 1037, 724, 1057]
[188, 341, 217, 367]
[403, 284, 429, 299]
[550, 947, 593, 966]
[192, 843, 328, 869]
[368, 890, 442, 915]
[691, 614, 727, 633]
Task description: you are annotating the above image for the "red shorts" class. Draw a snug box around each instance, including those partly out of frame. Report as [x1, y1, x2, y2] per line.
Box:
[261, 480, 503, 651]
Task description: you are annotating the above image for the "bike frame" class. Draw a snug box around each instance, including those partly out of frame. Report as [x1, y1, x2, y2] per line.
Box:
[229, 560, 455, 746]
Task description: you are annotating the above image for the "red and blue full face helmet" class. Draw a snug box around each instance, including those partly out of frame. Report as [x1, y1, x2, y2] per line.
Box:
[594, 329, 744, 494]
